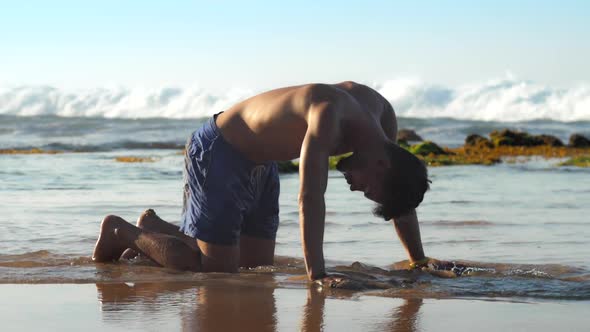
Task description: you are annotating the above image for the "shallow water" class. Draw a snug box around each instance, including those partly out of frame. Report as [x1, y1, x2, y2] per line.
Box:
[1, 116, 590, 302]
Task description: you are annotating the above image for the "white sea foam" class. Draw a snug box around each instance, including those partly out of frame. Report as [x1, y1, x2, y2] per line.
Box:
[1, 77, 589, 121]
[0, 85, 254, 119]
[374, 77, 590, 122]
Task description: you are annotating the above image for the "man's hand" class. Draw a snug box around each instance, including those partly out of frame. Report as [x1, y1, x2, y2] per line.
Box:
[411, 257, 470, 277]
[312, 273, 366, 290]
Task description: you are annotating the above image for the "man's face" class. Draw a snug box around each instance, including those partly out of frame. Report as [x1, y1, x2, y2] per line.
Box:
[336, 154, 387, 203]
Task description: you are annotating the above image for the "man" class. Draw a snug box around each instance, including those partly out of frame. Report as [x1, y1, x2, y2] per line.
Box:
[92, 81, 431, 281]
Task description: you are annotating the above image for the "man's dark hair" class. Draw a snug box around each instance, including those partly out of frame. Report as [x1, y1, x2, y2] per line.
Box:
[373, 142, 430, 220]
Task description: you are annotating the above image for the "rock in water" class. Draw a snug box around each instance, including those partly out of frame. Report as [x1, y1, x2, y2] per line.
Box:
[465, 134, 494, 148]
[397, 129, 423, 142]
[569, 134, 590, 148]
[534, 134, 564, 147]
[489, 129, 544, 147]
[409, 141, 447, 156]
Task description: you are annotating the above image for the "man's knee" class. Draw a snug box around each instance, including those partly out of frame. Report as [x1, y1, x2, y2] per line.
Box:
[101, 214, 124, 229]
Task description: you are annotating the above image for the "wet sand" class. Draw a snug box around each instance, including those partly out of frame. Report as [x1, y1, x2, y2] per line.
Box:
[2, 282, 589, 332]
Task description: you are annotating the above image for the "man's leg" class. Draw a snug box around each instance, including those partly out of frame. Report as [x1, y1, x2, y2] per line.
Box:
[131, 209, 240, 272]
[239, 162, 279, 268]
[135, 209, 185, 236]
[239, 234, 275, 268]
[197, 239, 240, 273]
[92, 215, 201, 271]
[120, 209, 194, 259]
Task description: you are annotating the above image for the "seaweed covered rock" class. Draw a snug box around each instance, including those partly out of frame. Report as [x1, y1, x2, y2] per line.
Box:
[115, 156, 159, 163]
[328, 154, 350, 170]
[277, 160, 298, 173]
[465, 134, 493, 148]
[559, 156, 590, 167]
[420, 154, 500, 166]
[535, 135, 564, 147]
[397, 129, 423, 142]
[397, 139, 410, 150]
[0, 148, 61, 154]
[489, 129, 543, 147]
[277, 154, 351, 173]
[569, 134, 590, 148]
[409, 141, 447, 156]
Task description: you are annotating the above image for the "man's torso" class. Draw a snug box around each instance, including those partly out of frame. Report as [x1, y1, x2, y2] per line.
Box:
[215, 81, 397, 163]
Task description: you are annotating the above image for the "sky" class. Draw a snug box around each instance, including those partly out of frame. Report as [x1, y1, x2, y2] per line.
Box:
[1, 0, 589, 91]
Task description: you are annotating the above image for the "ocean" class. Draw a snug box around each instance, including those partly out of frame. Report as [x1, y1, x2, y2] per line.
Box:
[1, 83, 590, 330]
[1, 113, 589, 298]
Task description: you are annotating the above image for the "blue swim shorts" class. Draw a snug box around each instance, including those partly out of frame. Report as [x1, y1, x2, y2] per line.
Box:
[180, 114, 280, 245]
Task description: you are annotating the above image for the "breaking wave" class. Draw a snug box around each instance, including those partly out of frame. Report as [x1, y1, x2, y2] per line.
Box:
[375, 76, 590, 122]
[0, 85, 253, 119]
[1, 76, 589, 122]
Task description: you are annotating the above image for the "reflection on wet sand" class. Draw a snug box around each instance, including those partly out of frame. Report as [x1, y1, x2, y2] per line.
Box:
[300, 288, 326, 331]
[383, 298, 423, 332]
[185, 281, 277, 331]
[96, 279, 423, 331]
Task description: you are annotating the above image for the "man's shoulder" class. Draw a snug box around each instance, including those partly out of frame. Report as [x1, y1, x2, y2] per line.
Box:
[305, 83, 351, 104]
[334, 81, 378, 96]
[256, 81, 379, 106]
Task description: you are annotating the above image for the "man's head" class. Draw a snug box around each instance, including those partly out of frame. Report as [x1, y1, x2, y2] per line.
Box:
[336, 142, 430, 220]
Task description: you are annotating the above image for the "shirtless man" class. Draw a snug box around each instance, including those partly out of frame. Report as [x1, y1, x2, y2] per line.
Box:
[92, 81, 431, 281]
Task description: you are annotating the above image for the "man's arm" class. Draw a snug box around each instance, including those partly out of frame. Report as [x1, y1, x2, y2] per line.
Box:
[298, 101, 340, 280]
[392, 210, 426, 264]
[380, 100, 427, 265]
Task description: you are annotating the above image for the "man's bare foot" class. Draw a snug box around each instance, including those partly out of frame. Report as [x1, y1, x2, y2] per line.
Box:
[136, 209, 166, 231]
[120, 209, 160, 260]
[92, 215, 129, 262]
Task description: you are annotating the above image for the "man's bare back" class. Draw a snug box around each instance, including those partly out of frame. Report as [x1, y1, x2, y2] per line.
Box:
[216, 81, 398, 163]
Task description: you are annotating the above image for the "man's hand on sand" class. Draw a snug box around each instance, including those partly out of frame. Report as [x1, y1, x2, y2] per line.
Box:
[313, 272, 366, 290]
[414, 257, 469, 277]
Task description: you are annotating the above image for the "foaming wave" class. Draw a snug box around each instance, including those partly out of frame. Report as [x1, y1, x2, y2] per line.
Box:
[374, 75, 590, 122]
[2, 76, 590, 121]
[0, 85, 253, 119]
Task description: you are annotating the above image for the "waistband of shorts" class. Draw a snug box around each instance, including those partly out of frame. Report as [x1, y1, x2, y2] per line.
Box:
[194, 112, 267, 168]
[194, 112, 223, 142]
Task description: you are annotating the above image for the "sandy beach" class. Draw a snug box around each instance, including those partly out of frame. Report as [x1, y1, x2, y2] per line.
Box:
[2, 282, 589, 332]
